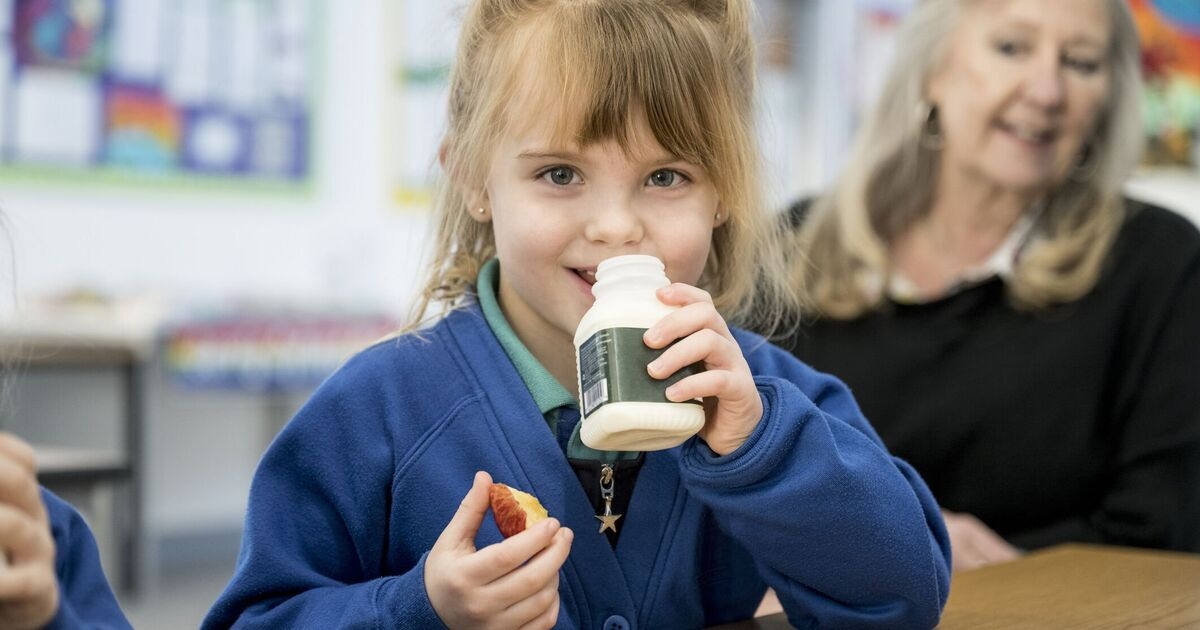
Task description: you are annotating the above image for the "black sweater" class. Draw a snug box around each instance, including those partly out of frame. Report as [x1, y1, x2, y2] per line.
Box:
[781, 200, 1200, 552]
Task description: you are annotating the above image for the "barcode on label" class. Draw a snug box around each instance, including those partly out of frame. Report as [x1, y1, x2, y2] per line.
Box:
[582, 379, 609, 417]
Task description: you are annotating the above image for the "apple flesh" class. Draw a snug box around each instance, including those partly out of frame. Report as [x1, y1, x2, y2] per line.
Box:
[489, 483, 549, 538]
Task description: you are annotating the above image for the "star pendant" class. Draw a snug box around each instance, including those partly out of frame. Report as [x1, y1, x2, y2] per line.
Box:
[595, 512, 622, 534]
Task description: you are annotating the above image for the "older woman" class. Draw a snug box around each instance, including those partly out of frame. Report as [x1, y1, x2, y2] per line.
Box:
[783, 0, 1200, 572]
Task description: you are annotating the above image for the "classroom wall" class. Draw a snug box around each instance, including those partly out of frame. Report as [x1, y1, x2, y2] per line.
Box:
[0, 0, 430, 316]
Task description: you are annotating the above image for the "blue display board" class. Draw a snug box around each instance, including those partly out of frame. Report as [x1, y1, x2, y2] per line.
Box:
[0, 0, 317, 189]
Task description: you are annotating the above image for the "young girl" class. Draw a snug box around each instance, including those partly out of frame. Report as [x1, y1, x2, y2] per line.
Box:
[205, 1, 950, 627]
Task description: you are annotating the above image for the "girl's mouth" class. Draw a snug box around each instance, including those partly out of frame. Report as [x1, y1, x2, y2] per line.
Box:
[573, 268, 597, 285]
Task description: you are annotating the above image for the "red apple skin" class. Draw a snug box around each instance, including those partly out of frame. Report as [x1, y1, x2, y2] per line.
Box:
[489, 483, 548, 538]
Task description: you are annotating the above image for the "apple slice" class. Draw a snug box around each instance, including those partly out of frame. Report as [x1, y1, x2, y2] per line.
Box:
[489, 483, 549, 538]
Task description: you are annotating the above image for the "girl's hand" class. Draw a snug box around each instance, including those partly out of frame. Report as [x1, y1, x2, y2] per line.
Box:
[425, 471, 573, 629]
[645, 283, 762, 456]
[942, 509, 1021, 572]
[0, 433, 59, 630]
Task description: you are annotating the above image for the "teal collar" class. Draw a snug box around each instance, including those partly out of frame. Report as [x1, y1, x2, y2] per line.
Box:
[477, 258, 576, 414]
[476, 258, 640, 462]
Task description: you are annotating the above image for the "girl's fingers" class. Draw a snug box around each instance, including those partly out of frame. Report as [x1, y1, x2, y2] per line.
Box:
[0, 434, 37, 475]
[645, 300, 731, 350]
[484, 526, 572, 601]
[535, 591, 562, 630]
[0, 454, 46, 524]
[0, 559, 58, 619]
[465, 517, 562, 584]
[648, 328, 738, 381]
[663, 370, 734, 403]
[432, 471, 493, 556]
[501, 574, 561, 628]
[0, 503, 52, 566]
[655, 283, 715, 307]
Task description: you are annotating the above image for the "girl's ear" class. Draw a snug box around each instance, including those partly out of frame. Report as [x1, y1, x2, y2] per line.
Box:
[467, 191, 492, 224]
[714, 206, 728, 227]
[442, 139, 492, 223]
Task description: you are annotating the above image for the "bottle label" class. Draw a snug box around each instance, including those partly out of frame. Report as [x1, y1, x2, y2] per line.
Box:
[578, 327, 703, 418]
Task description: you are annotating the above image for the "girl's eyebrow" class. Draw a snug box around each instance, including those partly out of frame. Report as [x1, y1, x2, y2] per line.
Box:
[516, 150, 581, 161]
[516, 149, 686, 167]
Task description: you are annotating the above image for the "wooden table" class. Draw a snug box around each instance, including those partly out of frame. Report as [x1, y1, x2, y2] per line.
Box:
[711, 544, 1200, 629]
[938, 543, 1200, 628]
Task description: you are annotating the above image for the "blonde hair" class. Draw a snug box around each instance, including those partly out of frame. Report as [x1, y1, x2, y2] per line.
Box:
[405, 0, 802, 335]
[795, 0, 1144, 319]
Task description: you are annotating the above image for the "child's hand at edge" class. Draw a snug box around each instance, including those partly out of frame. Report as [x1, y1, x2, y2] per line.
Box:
[425, 471, 573, 629]
[942, 510, 1021, 572]
[645, 283, 762, 457]
[0, 433, 60, 630]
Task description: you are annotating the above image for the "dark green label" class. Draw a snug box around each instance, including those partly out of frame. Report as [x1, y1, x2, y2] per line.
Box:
[578, 327, 703, 418]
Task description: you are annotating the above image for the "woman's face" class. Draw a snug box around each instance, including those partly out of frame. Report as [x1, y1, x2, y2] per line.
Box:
[928, 0, 1113, 194]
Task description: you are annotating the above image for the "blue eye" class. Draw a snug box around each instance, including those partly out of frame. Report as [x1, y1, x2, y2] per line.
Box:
[648, 169, 684, 187]
[541, 166, 576, 186]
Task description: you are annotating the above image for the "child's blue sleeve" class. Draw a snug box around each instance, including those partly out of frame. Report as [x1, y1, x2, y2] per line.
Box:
[679, 333, 952, 629]
[201, 372, 446, 629]
[41, 488, 133, 630]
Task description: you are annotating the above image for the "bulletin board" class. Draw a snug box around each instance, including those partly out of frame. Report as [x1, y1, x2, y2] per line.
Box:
[1130, 0, 1200, 168]
[383, 1, 460, 212]
[0, 0, 318, 191]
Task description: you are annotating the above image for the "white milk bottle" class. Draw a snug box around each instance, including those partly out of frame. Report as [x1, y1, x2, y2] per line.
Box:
[574, 254, 706, 451]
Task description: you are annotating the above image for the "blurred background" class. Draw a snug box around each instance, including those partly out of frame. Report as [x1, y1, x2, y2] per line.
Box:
[0, 0, 1196, 626]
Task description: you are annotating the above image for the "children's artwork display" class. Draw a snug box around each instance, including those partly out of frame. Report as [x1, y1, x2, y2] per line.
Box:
[0, 0, 316, 188]
[1131, 0, 1200, 168]
[164, 312, 399, 392]
[383, 0, 460, 212]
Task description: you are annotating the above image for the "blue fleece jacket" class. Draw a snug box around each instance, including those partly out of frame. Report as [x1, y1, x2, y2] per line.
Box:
[41, 488, 131, 629]
[203, 300, 951, 629]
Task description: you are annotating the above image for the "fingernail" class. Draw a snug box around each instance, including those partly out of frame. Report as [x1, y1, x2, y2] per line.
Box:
[665, 385, 680, 400]
[647, 360, 662, 376]
[645, 329, 660, 345]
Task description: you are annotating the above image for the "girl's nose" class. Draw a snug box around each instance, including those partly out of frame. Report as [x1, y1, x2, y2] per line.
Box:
[583, 196, 644, 246]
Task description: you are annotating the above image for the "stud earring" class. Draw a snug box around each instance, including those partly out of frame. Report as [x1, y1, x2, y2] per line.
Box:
[477, 207, 486, 215]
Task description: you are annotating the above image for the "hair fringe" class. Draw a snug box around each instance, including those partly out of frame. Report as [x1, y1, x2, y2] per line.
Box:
[402, 0, 807, 337]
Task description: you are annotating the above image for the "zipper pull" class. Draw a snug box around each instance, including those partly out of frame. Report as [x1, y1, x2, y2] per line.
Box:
[595, 463, 622, 534]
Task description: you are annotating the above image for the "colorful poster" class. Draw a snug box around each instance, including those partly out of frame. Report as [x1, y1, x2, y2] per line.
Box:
[1130, 0, 1200, 167]
[384, 0, 460, 211]
[13, 0, 108, 72]
[1, 0, 317, 188]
